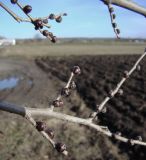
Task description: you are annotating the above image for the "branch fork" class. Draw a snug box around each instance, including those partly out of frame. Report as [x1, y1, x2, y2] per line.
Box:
[0, 1, 67, 42]
[0, 49, 146, 155]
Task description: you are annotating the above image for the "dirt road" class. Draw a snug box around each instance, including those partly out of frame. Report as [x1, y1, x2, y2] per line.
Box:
[0, 42, 146, 160]
[0, 57, 58, 107]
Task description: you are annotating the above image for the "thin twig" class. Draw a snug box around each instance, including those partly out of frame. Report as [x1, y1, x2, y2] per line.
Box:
[16, 1, 34, 22]
[90, 48, 146, 120]
[100, 0, 146, 17]
[0, 1, 66, 42]
[0, 101, 146, 148]
[28, 107, 146, 146]
[0, 2, 25, 22]
[107, 3, 120, 39]
[25, 111, 58, 153]
[50, 72, 75, 110]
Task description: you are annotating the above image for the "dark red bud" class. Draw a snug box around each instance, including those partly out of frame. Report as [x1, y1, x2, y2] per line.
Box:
[36, 121, 46, 131]
[55, 16, 62, 23]
[43, 19, 48, 24]
[61, 88, 70, 97]
[49, 14, 55, 20]
[34, 19, 43, 29]
[52, 99, 63, 107]
[117, 89, 123, 96]
[71, 66, 81, 75]
[69, 81, 76, 90]
[11, 0, 18, 4]
[63, 13, 67, 16]
[112, 23, 117, 28]
[116, 28, 120, 34]
[55, 143, 66, 153]
[23, 5, 32, 14]
[45, 128, 54, 139]
[123, 71, 129, 78]
[108, 90, 113, 98]
[42, 30, 49, 36]
[42, 30, 53, 38]
[51, 36, 57, 43]
[112, 14, 116, 19]
[109, 7, 114, 13]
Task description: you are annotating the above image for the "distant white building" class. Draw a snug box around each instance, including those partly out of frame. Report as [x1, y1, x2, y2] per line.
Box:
[0, 39, 16, 46]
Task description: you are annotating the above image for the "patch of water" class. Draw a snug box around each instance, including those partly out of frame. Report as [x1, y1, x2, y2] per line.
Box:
[0, 77, 19, 90]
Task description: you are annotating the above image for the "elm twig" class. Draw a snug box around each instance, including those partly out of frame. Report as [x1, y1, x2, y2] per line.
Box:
[90, 48, 146, 121]
[100, 0, 146, 17]
[0, 0, 146, 156]
[106, 2, 120, 39]
[0, 2, 27, 22]
[0, 1, 67, 42]
[50, 66, 80, 110]
[0, 97, 146, 157]
[0, 50, 146, 155]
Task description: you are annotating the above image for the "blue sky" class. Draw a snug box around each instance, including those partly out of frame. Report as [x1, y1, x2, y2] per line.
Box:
[0, 0, 146, 39]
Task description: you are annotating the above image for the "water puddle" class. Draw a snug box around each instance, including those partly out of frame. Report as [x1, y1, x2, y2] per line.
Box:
[0, 77, 19, 90]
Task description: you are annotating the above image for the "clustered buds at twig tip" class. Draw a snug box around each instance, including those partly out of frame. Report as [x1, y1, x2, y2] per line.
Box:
[71, 66, 81, 75]
[11, 0, 18, 4]
[9, 1, 67, 42]
[49, 14, 55, 20]
[43, 19, 48, 24]
[23, 5, 32, 14]
[63, 13, 67, 16]
[52, 99, 63, 107]
[36, 121, 46, 131]
[34, 19, 43, 30]
[55, 142, 67, 153]
[55, 16, 62, 23]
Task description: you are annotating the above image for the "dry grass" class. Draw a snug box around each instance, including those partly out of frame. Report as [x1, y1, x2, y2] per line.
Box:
[0, 39, 145, 58]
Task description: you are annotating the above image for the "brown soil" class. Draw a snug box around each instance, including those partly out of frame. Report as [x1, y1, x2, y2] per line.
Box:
[0, 54, 146, 160]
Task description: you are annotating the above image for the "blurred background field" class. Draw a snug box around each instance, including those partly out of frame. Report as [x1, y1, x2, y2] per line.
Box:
[0, 38, 146, 57]
[0, 38, 146, 160]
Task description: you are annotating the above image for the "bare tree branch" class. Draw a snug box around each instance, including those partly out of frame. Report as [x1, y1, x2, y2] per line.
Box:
[106, 3, 121, 39]
[0, 1, 66, 42]
[90, 48, 146, 120]
[0, 2, 25, 22]
[0, 49, 146, 155]
[1, 0, 146, 156]
[0, 101, 146, 150]
[101, 0, 146, 16]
